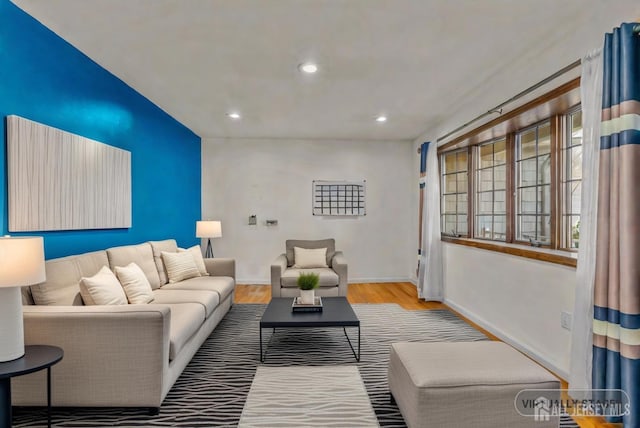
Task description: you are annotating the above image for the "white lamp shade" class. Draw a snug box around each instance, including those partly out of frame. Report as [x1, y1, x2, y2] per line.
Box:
[0, 236, 46, 287]
[196, 221, 222, 238]
[0, 236, 45, 362]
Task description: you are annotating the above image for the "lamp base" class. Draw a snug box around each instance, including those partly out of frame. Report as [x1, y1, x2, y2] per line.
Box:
[204, 239, 214, 258]
[0, 287, 25, 362]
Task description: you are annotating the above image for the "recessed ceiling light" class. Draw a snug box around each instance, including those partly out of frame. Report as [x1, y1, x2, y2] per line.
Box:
[227, 112, 241, 120]
[375, 115, 387, 123]
[299, 62, 318, 74]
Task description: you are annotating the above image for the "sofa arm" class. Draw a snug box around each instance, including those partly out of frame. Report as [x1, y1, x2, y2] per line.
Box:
[14, 304, 171, 407]
[204, 258, 236, 279]
[270, 254, 287, 298]
[332, 251, 348, 297]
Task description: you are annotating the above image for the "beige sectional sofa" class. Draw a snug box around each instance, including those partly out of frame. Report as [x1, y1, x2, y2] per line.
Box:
[13, 239, 235, 411]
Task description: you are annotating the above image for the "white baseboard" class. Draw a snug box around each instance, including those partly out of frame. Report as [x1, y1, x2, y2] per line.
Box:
[349, 277, 412, 284]
[236, 279, 270, 285]
[444, 298, 569, 380]
[236, 278, 413, 285]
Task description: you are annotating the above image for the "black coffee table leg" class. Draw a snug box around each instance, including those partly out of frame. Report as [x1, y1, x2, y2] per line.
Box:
[343, 326, 361, 362]
[259, 327, 263, 362]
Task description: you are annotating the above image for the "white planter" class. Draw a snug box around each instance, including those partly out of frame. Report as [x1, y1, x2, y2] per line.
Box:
[299, 289, 315, 305]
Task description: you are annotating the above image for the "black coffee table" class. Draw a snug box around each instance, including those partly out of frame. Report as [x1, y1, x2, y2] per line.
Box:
[259, 297, 360, 362]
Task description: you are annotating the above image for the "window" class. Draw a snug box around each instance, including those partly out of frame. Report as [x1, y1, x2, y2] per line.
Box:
[475, 138, 507, 241]
[435, 78, 582, 262]
[437, 108, 581, 254]
[515, 121, 552, 245]
[562, 109, 582, 249]
[441, 149, 468, 236]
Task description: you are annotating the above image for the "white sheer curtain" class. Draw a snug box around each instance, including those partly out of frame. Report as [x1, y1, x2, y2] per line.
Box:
[568, 49, 602, 391]
[418, 142, 444, 301]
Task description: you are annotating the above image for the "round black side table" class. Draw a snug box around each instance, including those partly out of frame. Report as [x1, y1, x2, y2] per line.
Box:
[0, 345, 63, 428]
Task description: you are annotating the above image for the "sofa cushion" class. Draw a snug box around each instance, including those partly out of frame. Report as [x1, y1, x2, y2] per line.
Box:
[79, 266, 128, 306]
[178, 246, 208, 276]
[164, 303, 205, 361]
[152, 289, 219, 318]
[149, 239, 178, 285]
[115, 263, 155, 304]
[280, 268, 339, 288]
[162, 251, 201, 283]
[293, 247, 328, 268]
[161, 276, 235, 302]
[107, 243, 161, 290]
[286, 239, 335, 267]
[31, 250, 109, 306]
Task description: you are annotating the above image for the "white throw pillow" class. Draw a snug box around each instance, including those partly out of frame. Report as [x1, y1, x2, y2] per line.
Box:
[162, 251, 201, 283]
[178, 246, 209, 276]
[293, 247, 328, 268]
[79, 266, 128, 306]
[115, 262, 155, 304]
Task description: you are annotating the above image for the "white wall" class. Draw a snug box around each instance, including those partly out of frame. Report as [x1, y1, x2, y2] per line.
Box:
[443, 243, 576, 377]
[202, 138, 415, 284]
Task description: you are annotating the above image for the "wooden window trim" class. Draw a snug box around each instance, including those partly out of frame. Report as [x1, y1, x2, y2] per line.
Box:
[442, 236, 577, 268]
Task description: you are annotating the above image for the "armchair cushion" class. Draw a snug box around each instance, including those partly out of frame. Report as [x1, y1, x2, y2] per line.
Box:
[293, 247, 328, 268]
[286, 239, 335, 267]
[280, 268, 339, 288]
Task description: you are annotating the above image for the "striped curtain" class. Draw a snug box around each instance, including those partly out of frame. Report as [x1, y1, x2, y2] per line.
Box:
[592, 23, 640, 426]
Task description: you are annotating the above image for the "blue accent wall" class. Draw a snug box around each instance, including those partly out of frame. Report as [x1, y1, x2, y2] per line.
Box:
[0, 1, 201, 259]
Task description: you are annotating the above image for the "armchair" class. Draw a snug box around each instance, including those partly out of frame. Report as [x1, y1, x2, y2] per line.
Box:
[270, 239, 348, 298]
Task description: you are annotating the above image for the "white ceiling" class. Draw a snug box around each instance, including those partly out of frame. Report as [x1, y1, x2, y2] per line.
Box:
[12, 0, 640, 141]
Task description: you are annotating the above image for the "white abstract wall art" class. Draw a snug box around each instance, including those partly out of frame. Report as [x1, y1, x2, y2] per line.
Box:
[312, 180, 366, 216]
[6, 115, 132, 232]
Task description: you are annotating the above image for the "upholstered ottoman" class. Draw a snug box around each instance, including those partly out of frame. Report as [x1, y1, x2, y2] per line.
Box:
[388, 342, 560, 428]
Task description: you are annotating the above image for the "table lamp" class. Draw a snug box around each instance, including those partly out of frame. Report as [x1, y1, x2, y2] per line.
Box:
[196, 221, 222, 258]
[0, 236, 46, 362]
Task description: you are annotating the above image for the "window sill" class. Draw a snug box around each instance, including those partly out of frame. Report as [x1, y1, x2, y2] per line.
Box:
[441, 236, 577, 268]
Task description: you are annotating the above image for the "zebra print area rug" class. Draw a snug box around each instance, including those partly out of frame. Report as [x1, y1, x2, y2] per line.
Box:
[239, 366, 378, 427]
[14, 303, 579, 427]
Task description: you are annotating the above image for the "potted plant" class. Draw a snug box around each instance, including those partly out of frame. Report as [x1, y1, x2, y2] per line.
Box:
[297, 272, 319, 304]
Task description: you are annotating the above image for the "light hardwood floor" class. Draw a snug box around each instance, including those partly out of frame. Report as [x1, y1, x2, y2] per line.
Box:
[236, 282, 501, 340]
[235, 282, 615, 428]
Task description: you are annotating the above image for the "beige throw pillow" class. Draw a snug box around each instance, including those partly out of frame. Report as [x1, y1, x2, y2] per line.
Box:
[178, 246, 209, 276]
[115, 262, 155, 304]
[79, 266, 128, 306]
[293, 247, 328, 268]
[162, 251, 201, 283]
